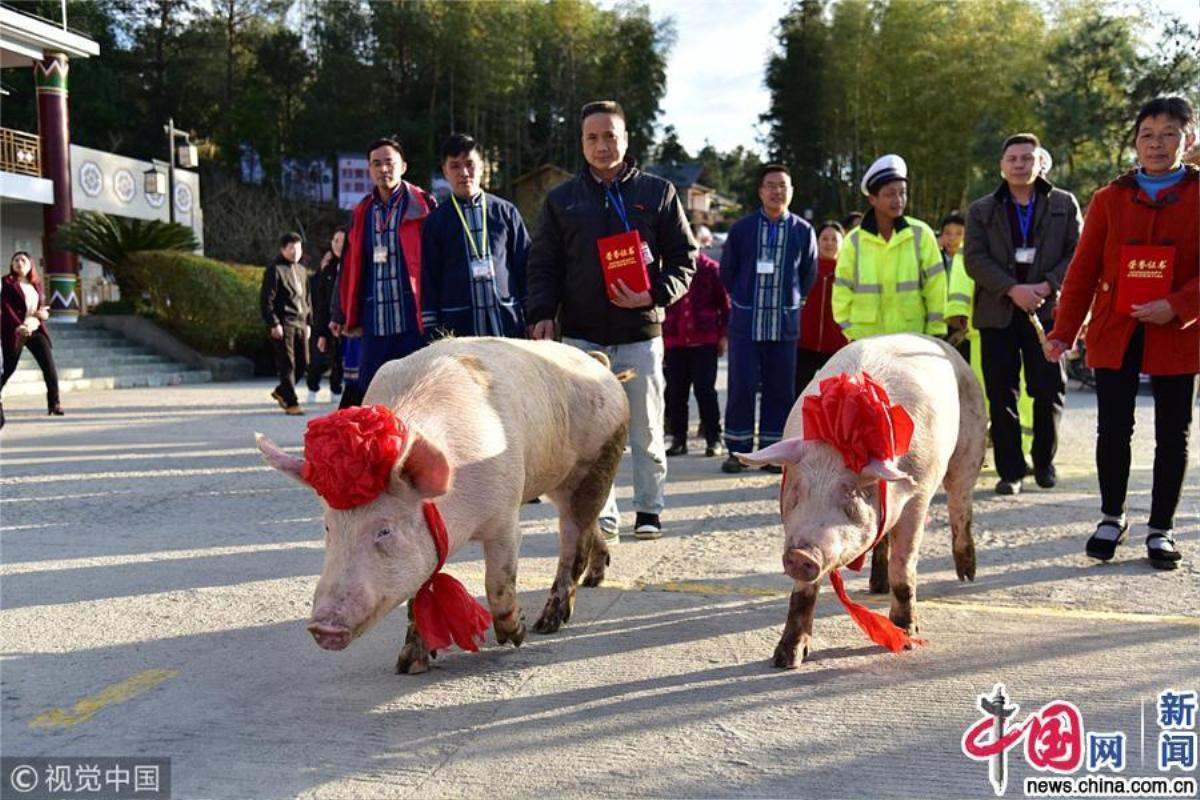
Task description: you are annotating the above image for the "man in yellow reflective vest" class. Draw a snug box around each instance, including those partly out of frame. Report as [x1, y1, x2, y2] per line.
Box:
[832, 155, 946, 342]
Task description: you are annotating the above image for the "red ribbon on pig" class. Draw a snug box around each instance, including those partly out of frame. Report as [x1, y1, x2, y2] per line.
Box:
[301, 405, 492, 654]
[793, 372, 924, 654]
[413, 502, 493, 653]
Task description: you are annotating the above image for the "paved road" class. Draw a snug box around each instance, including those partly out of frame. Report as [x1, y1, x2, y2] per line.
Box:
[1, 378, 1196, 799]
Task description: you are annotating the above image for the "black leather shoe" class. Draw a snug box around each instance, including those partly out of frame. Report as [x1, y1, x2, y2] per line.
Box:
[705, 442, 723, 457]
[995, 479, 1022, 496]
[665, 440, 688, 457]
[721, 454, 747, 473]
[1085, 520, 1128, 561]
[1146, 532, 1182, 570]
[1034, 464, 1057, 488]
[760, 464, 783, 474]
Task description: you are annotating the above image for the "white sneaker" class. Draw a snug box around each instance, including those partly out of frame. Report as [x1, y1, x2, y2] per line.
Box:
[599, 527, 620, 546]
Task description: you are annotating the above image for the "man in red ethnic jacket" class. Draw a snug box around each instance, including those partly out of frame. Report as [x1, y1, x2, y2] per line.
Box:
[331, 136, 436, 398]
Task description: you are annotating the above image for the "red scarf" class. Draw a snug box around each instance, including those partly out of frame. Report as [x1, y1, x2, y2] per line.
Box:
[788, 372, 924, 653]
[339, 184, 431, 333]
[301, 405, 491, 653]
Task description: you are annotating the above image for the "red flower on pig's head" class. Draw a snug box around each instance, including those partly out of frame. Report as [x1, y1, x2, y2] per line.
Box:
[301, 405, 408, 509]
[801, 373, 913, 473]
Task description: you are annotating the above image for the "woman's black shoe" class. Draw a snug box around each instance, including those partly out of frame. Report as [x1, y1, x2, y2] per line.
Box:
[705, 441, 723, 457]
[1146, 532, 1182, 570]
[1085, 520, 1127, 561]
[666, 440, 688, 457]
[48, 403, 64, 416]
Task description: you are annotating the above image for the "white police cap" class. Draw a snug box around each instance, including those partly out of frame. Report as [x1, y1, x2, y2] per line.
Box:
[861, 154, 908, 196]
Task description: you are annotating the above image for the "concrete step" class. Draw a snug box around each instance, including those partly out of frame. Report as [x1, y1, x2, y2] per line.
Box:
[7, 360, 196, 384]
[3, 369, 213, 397]
[15, 353, 167, 369]
[4, 322, 212, 396]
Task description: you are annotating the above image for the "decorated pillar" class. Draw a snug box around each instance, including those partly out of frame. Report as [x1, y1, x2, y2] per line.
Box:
[36, 52, 80, 321]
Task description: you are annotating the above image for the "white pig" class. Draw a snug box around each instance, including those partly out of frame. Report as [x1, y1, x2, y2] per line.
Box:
[737, 333, 985, 667]
[256, 337, 629, 673]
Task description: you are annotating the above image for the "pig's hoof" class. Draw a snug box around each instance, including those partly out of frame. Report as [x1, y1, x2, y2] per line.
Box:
[533, 592, 573, 634]
[772, 638, 808, 669]
[495, 618, 527, 648]
[581, 544, 609, 587]
[954, 548, 977, 582]
[581, 561, 607, 588]
[395, 643, 431, 675]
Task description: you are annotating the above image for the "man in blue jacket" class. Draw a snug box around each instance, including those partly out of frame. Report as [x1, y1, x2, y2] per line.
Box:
[421, 133, 531, 338]
[720, 164, 817, 473]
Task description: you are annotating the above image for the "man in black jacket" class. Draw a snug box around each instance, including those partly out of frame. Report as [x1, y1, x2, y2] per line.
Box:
[261, 231, 311, 415]
[526, 100, 696, 541]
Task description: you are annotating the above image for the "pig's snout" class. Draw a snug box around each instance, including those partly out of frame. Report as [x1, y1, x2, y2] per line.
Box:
[307, 621, 352, 651]
[783, 547, 823, 583]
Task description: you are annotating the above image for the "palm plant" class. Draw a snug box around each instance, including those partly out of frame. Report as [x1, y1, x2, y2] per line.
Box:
[54, 211, 199, 301]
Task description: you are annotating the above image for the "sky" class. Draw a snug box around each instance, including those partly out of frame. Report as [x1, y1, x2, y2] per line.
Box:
[641, 0, 1199, 158]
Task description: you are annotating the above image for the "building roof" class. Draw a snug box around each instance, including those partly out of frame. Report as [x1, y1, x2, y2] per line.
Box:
[644, 162, 713, 193]
[0, 4, 100, 66]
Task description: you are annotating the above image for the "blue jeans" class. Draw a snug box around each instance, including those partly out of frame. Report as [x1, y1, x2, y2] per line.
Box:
[563, 337, 667, 528]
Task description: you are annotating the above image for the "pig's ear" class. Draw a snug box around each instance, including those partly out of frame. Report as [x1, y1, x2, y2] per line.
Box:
[859, 458, 914, 486]
[255, 433, 307, 485]
[737, 437, 809, 467]
[396, 432, 452, 498]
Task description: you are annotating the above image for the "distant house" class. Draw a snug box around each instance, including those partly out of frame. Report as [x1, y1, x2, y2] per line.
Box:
[513, 163, 573, 226]
[644, 162, 729, 227]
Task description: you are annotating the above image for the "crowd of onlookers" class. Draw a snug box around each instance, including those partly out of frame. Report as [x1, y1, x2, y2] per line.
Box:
[255, 94, 1196, 567]
[4, 93, 1189, 572]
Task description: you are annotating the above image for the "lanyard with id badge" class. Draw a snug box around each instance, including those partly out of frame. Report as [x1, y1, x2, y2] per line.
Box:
[451, 194, 494, 281]
[373, 189, 409, 266]
[605, 184, 654, 267]
[1014, 196, 1036, 267]
[758, 216, 782, 275]
[595, 183, 652, 301]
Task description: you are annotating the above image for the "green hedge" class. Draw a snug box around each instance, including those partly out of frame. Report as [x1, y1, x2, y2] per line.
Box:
[123, 251, 265, 357]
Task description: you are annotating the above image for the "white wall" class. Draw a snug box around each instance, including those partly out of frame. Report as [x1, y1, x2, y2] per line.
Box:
[70, 144, 204, 250]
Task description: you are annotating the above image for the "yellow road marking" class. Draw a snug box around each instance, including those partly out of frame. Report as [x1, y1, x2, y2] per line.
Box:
[29, 669, 178, 730]
[640, 580, 1200, 625]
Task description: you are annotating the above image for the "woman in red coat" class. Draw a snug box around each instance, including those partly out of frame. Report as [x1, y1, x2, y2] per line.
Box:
[1, 251, 62, 415]
[795, 220, 849, 395]
[1045, 96, 1198, 569]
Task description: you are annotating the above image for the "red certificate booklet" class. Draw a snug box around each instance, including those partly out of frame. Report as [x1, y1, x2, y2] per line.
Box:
[596, 230, 650, 301]
[1114, 245, 1174, 314]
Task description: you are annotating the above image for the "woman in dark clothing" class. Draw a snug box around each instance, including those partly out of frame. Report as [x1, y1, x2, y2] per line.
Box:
[1, 251, 62, 415]
[307, 227, 346, 401]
